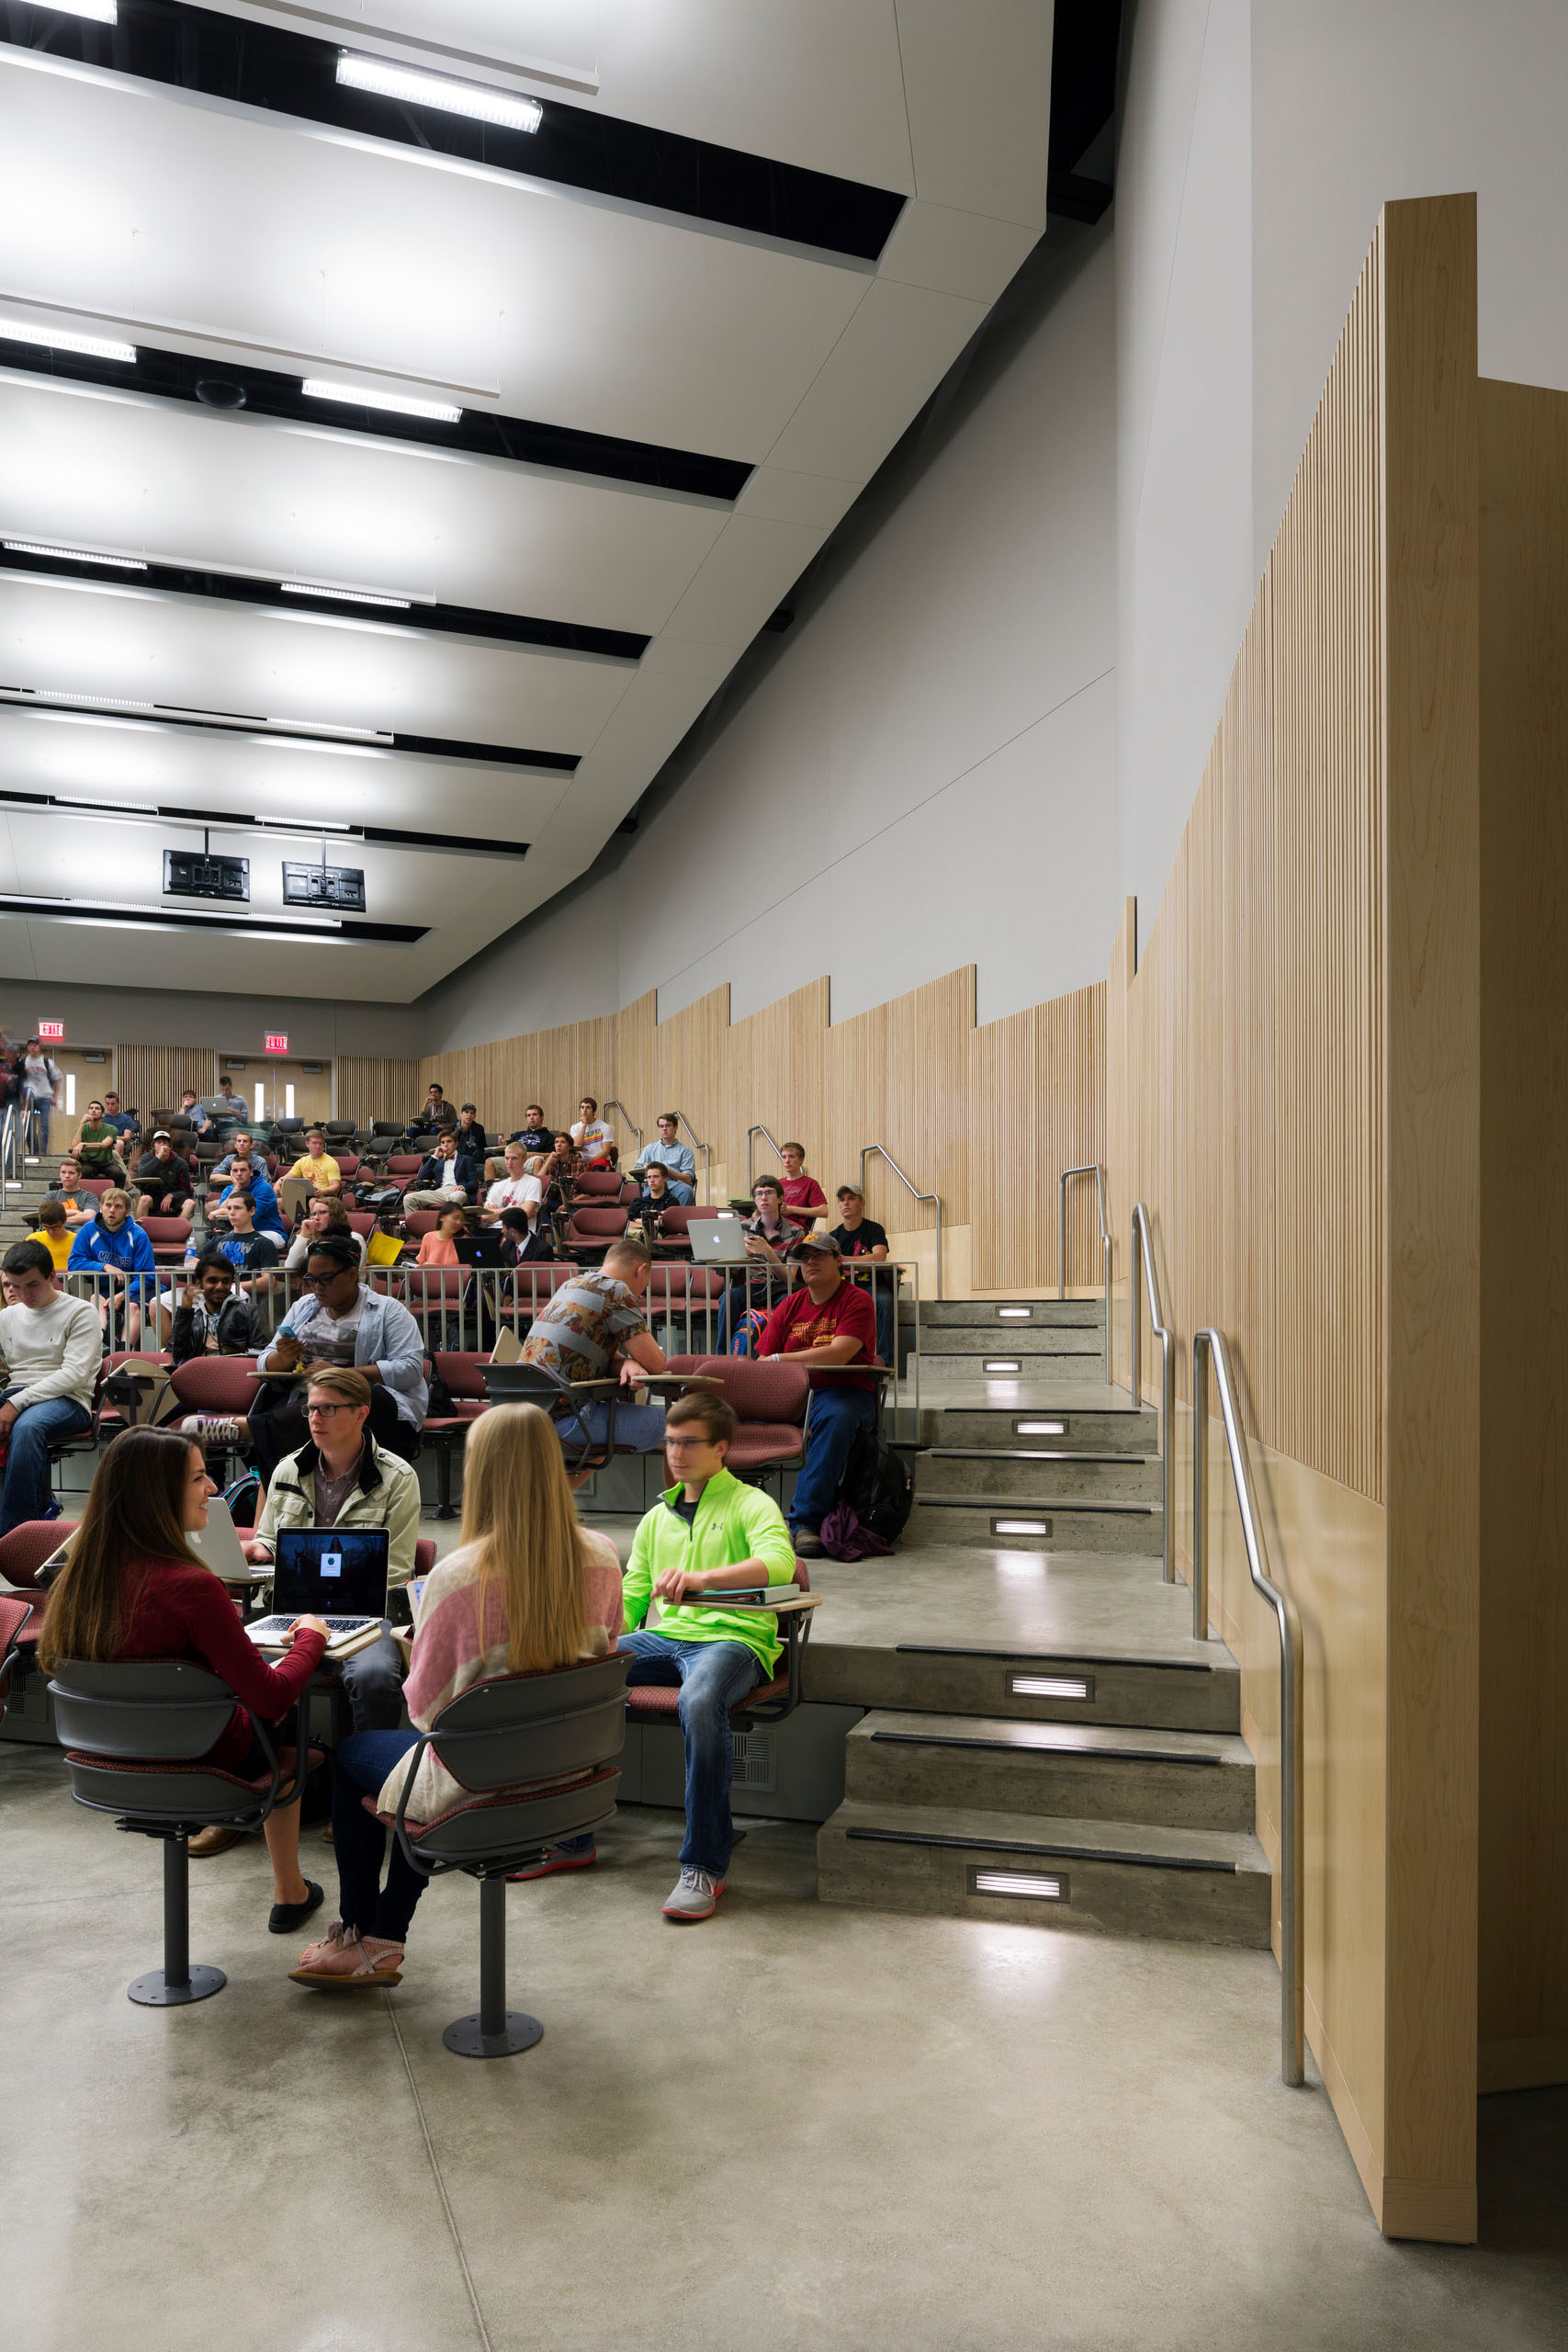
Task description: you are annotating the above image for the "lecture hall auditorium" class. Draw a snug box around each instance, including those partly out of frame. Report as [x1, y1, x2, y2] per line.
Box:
[1, 5, 1565, 2347]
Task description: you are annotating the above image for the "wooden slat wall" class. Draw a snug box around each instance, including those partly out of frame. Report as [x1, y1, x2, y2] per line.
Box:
[115, 1046, 216, 1122]
[971, 980, 1106, 1289]
[1104, 198, 1482, 2242]
[336, 1056, 421, 1128]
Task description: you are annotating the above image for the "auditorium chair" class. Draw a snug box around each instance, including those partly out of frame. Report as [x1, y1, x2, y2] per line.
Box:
[48, 1362, 112, 1490]
[0, 1518, 79, 1723]
[386, 1653, 629, 2057]
[383, 1154, 424, 1196]
[345, 1211, 376, 1237]
[645, 1204, 697, 1251]
[334, 1153, 361, 1182]
[423, 1350, 493, 1516]
[401, 1209, 443, 1238]
[323, 1120, 355, 1147]
[563, 1204, 628, 1260]
[168, 1359, 263, 1480]
[141, 1215, 197, 1266]
[570, 1169, 630, 1203]
[97, 1350, 174, 1442]
[627, 1565, 820, 1731]
[661, 1354, 809, 1481]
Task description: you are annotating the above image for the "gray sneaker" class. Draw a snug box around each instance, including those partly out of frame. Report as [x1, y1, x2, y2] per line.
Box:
[661, 1866, 726, 1923]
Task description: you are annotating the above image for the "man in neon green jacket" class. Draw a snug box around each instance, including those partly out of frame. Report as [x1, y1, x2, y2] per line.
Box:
[619, 1389, 797, 1923]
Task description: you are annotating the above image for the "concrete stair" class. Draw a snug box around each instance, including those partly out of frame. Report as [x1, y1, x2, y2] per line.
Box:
[919, 1296, 1108, 1375]
[844, 1712, 1258, 1831]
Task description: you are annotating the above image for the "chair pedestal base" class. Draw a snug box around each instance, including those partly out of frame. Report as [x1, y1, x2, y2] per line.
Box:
[443, 2008, 543, 2059]
[129, 1964, 226, 2007]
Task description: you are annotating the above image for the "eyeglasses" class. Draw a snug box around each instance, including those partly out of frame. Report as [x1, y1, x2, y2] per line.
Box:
[305, 1400, 350, 1419]
[300, 1269, 352, 1287]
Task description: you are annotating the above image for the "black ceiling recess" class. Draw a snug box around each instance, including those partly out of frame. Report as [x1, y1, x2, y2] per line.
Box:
[1046, 0, 1124, 223]
[0, 0, 906, 261]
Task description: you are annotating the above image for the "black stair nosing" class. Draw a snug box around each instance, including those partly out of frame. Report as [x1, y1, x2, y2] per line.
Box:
[924, 1447, 1160, 1464]
[891, 1644, 1229, 1676]
[913, 1496, 1160, 1517]
[840, 1825, 1238, 1874]
[866, 1729, 1228, 1768]
[936, 1404, 1153, 1418]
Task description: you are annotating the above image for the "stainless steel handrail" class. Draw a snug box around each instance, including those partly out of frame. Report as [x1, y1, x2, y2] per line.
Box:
[603, 1100, 642, 1156]
[1191, 1327, 1305, 2089]
[745, 1121, 785, 1192]
[1058, 1162, 1111, 1384]
[1129, 1203, 1175, 1581]
[860, 1142, 942, 1301]
[671, 1111, 711, 1203]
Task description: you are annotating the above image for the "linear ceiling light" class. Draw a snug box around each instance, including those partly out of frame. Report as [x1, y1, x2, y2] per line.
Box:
[0, 318, 135, 364]
[5, 540, 147, 571]
[300, 378, 461, 424]
[335, 51, 543, 134]
[56, 795, 157, 812]
[33, 690, 153, 709]
[17, 0, 116, 17]
[268, 716, 389, 741]
[279, 582, 411, 610]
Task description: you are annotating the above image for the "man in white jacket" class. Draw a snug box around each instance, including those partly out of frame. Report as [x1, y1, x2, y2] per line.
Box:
[0, 1240, 100, 1534]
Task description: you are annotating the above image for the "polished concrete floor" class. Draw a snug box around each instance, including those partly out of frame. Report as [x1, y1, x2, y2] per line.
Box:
[4, 1739, 1563, 2352]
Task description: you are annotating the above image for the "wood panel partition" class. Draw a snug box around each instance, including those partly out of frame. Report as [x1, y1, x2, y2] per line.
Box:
[115, 1045, 217, 1123]
[1104, 196, 1482, 2242]
[335, 1055, 422, 1129]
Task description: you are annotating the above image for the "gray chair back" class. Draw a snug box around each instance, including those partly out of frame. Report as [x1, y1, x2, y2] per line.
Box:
[50, 1659, 236, 1759]
[400, 1654, 629, 1869]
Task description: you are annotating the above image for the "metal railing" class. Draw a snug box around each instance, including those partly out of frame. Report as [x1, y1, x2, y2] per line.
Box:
[602, 1101, 642, 1157]
[671, 1111, 711, 1204]
[860, 1143, 942, 1302]
[1191, 1327, 1305, 2089]
[1058, 1162, 1111, 1384]
[745, 1122, 785, 1193]
[1128, 1203, 1175, 1581]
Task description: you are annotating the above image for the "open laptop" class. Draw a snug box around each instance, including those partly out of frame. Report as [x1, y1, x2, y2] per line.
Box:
[455, 1229, 510, 1267]
[276, 1174, 314, 1221]
[245, 1525, 390, 1656]
[187, 1495, 266, 1585]
[688, 1216, 750, 1264]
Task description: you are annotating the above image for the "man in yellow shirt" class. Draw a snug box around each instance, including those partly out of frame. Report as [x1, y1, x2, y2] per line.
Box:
[27, 1199, 72, 1273]
[284, 1127, 342, 1194]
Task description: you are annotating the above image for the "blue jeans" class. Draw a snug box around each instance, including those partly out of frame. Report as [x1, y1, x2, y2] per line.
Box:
[337, 1628, 406, 1736]
[553, 1398, 666, 1455]
[25, 1100, 51, 1156]
[0, 1387, 89, 1537]
[332, 1726, 428, 1943]
[789, 1384, 878, 1533]
[619, 1630, 761, 1874]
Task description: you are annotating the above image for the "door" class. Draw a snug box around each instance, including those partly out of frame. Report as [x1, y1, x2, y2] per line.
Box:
[234, 1058, 333, 1126]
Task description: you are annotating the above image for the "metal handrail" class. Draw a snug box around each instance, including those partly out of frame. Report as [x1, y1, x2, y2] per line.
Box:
[860, 1142, 942, 1301]
[1058, 1162, 1111, 1384]
[603, 1100, 642, 1156]
[745, 1121, 786, 1191]
[1191, 1327, 1305, 2090]
[671, 1111, 711, 1203]
[1128, 1203, 1175, 1581]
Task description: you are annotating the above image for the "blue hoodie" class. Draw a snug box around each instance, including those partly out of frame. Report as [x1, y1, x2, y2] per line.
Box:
[217, 1172, 287, 1241]
[67, 1215, 157, 1277]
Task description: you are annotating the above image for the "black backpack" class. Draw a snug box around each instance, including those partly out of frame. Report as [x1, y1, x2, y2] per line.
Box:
[840, 1425, 914, 1544]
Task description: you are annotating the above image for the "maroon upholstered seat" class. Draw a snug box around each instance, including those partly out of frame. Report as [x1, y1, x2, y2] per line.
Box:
[0, 1518, 79, 1590]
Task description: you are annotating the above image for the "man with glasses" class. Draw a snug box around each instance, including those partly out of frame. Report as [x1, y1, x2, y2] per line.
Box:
[629, 1112, 696, 1205]
[239, 1365, 421, 1743]
[244, 1236, 426, 1488]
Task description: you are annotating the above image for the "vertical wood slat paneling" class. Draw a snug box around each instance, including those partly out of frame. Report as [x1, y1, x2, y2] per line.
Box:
[115, 1045, 217, 1122]
[336, 1056, 421, 1128]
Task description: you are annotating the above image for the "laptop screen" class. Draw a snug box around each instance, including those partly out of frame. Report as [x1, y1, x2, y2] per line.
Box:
[274, 1526, 390, 1617]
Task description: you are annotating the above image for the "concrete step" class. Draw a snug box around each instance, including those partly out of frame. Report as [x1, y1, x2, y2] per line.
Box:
[919, 1324, 1105, 1358]
[818, 1799, 1272, 1945]
[907, 1496, 1164, 1555]
[844, 1712, 1257, 1831]
[918, 1447, 1161, 1501]
[926, 1406, 1158, 1453]
[803, 1640, 1239, 1732]
[919, 1299, 1102, 1329]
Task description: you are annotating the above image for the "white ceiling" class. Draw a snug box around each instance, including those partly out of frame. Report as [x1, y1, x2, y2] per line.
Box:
[0, 1, 1053, 1001]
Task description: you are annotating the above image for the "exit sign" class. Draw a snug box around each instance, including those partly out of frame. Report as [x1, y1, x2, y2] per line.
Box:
[264, 1032, 288, 1054]
[36, 1021, 63, 1041]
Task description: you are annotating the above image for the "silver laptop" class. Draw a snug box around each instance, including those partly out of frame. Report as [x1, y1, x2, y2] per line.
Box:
[688, 1216, 750, 1264]
[187, 1495, 265, 1585]
[246, 1525, 390, 1655]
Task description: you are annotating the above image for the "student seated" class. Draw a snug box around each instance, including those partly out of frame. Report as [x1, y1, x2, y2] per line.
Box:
[69, 1100, 128, 1182]
[510, 1104, 554, 1157]
[169, 1250, 262, 1365]
[99, 1090, 138, 1148]
[520, 1232, 668, 1453]
[216, 1157, 288, 1243]
[283, 1128, 342, 1196]
[283, 1194, 367, 1272]
[570, 1096, 615, 1168]
[38, 1426, 328, 1932]
[27, 1198, 72, 1275]
[619, 1391, 797, 1921]
[718, 1176, 805, 1348]
[49, 1158, 97, 1228]
[245, 1236, 426, 1486]
[404, 1133, 468, 1209]
[288, 1402, 621, 1986]
[406, 1082, 457, 1138]
[630, 1113, 696, 1205]
[211, 1131, 263, 1182]
[67, 1186, 156, 1347]
[831, 1182, 895, 1364]
[779, 1141, 828, 1227]
[206, 1191, 279, 1306]
[452, 1104, 487, 1194]
[633, 1159, 679, 1234]
[133, 1129, 196, 1221]
[414, 1203, 468, 1265]
[753, 1231, 879, 1555]
[0, 1240, 100, 1535]
[198, 1078, 250, 1139]
[239, 1366, 421, 1740]
[482, 1142, 543, 1226]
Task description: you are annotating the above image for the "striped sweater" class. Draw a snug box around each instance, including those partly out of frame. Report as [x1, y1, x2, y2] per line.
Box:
[377, 1532, 623, 1824]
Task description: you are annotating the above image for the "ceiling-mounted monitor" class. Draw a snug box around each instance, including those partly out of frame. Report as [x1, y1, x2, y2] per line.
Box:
[164, 850, 249, 901]
[282, 861, 366, 911]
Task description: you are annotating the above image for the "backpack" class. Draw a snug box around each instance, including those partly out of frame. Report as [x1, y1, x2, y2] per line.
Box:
[222, 1467, 262, 1530]
[840, 1424, 913, 1544]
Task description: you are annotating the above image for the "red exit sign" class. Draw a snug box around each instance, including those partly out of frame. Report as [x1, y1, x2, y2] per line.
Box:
[36, 1021, 63, 1041]
[264, 1032, 289, 1054]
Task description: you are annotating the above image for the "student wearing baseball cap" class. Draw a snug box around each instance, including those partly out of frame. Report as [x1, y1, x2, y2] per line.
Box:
[752, 1230, 879, 1555]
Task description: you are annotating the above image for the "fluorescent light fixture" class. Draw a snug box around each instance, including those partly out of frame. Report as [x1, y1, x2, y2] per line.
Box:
[1016, 1419, 1066, 1436]
[57, 796, 157, 813]
[20, 0, 117, 16]
[336, 51, 543, 134]
[993, 1519, 1051, 1538]
[1009, 1673, 1093, 1702]
[996, 1306, 1032, 1319]
[5, 540, 147, 571]
[279, 582, 410, 610]
[34, 690, 154, 709]
[0, 317, 134, 363]
[269, 716, 390, 741]
[301, 378, 461, 424]
[970, 1869, 1066, 1902]
[983, 1359, 1021, 1374]
[256, 817, 354, 832]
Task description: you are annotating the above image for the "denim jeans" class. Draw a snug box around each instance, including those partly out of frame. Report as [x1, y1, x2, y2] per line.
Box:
[0, 1387, 89, 1537]
[337, 1627, 406, 1735]
[552, 1398, 666, 1456]
[788, 1384, 878, 1532]
[332, 1726, 429, 1942]
[25, 1100, 51, 1157]
[618, 1630, 761, 1874]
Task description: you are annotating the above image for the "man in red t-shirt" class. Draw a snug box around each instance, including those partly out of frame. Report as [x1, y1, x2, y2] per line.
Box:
[754, 1232, 879, 1554]
[778, 1141, 828, 1227]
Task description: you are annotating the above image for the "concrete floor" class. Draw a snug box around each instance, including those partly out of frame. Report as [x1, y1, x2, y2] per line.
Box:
[3, 1739, 1564, 2352]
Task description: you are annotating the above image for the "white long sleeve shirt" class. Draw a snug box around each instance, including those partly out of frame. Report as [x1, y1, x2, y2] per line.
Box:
[0, 1293, 102, 1411]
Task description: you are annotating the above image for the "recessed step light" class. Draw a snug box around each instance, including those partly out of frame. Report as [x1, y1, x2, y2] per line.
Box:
[1015, 1419, 1066, 1436]
[969, 1868, 1067, 1902]
[301, 379, 462, 424]
[995, 1306, 1032, 1319]
[336, 51, 545, 134]
[5, 540, 147, 571]
[992, 1517, 1052, 1538]
[1009, 1672, 1094, 1702]
[983, 1359, 1021, 1374]
[0, 317, 134, 363]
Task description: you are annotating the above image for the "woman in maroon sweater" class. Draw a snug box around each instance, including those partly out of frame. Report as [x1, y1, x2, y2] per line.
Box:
[39, 1427, 332, 1934]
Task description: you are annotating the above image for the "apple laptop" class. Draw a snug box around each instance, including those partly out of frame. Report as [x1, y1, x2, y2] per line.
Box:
[688, 1216, 750, 1265]
[246, 1525, 390, 1655]
[187, 1495, 264, 1585]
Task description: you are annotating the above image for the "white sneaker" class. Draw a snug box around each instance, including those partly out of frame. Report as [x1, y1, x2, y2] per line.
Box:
[178, 1413, 248, 1448]
[661, 1866, 726, 1923]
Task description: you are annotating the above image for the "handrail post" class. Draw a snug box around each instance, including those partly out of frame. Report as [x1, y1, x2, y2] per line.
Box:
[1193, 1328, 1304, 2089]
[672, 1112, 709, 1203]
[1131, 1204, 1175, 1584]
[1058, 1163, 1111, 1381]
[1057, 1171, 1068, 1302]
[860, 1141, 942, 1302]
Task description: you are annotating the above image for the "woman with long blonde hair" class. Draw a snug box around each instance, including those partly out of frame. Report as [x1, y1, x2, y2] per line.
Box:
[290, 1403, 621, 1988]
